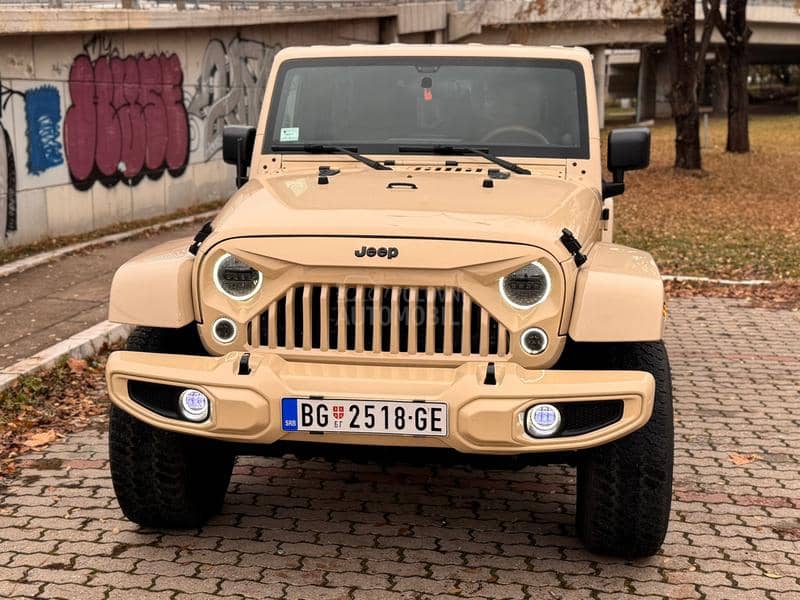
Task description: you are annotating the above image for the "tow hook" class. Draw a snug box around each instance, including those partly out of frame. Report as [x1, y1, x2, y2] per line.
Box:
[238, 352, 251, 375]
[483, 362, 497, 386]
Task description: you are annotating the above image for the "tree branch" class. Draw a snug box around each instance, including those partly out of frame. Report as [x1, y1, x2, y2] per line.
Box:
[696, 0, 721, 76]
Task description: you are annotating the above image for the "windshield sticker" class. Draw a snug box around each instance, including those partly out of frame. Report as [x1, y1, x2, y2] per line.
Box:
[280, 127, 300, 142]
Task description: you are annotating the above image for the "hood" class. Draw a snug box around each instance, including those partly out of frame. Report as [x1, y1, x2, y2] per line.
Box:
[206, 164, 601, 263]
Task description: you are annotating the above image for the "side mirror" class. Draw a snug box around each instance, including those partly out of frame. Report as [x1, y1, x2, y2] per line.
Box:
[603, 127, 650, 199]
[222, 125, 256, 188]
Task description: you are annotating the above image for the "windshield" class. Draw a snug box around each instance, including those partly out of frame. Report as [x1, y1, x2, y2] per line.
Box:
[265, 57, 589, 159]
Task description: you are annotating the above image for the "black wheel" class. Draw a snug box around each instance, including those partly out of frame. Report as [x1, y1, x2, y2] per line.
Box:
[567, 341, 674, 558]
[109, 326, 234, 528]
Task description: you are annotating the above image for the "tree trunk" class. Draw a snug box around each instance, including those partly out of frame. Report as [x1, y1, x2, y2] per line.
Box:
[725, 0, 750, 152]
[664, 0, 702, 170]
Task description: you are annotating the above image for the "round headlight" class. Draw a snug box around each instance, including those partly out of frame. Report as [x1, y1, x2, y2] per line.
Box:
[213, 253, 262, 300]
[212, 317, 237, 344]
[521, 327, 548, 355]
[499, 261, 551, 309]
[179, 389, 210, 422]
[525, 404, 561, 438]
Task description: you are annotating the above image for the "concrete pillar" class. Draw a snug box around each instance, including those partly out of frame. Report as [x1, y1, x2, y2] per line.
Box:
[636, 47, 657, 122]
[592, 46, 608, 129]
[430, 29, 445, 44]
[379, 17, 399, 44]
[711, 58, 728, 116]
[654, 51, 672, 119]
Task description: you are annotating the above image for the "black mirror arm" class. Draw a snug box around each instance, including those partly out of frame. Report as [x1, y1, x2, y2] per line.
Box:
[235, 137, 248, 189]
[602, 169, 626, 199]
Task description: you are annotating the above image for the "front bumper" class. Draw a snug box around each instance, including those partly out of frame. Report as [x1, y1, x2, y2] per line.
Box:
[106, 350, 655, 455]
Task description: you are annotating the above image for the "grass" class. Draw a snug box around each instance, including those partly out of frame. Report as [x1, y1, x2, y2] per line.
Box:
[612, 113, 800, 282]
[0, 200, 224, 267]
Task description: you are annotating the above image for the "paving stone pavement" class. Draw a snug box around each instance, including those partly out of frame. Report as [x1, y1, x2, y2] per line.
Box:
[0, 222, 200, 370]
[1, 297, 799, 600]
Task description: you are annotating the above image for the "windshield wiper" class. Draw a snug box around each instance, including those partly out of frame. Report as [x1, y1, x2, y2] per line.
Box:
[273, 144, 392, 171]
[398, 145, 531, 175]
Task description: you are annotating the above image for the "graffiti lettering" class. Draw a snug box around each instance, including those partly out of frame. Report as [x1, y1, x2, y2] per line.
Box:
[25, 85, 64, 175]
[64, 53, 189, 189]
[1, 80, 19, 236]
[188, 38, 280, 160]
[0, 126, 15, 237]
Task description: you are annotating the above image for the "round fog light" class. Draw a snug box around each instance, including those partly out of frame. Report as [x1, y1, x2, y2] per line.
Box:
[521, 327, 548, 355]
[179, 389, 209, 422]
[525, 403, 561, 438]
[212, 317, 237, 344]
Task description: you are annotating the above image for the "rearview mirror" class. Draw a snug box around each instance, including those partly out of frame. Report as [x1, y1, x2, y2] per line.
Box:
[603, 127, 650, 198]
[223, 125, 256, 188]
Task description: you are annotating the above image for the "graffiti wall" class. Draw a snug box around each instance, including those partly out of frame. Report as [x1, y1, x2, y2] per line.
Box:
[64, 52, 189, 189]
[188, 37, 280, 161]
[0, 20, 380, 248]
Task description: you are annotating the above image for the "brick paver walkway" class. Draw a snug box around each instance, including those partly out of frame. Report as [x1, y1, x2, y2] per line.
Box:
[1, 297, 798, 599]
[0, 222, 200, 370]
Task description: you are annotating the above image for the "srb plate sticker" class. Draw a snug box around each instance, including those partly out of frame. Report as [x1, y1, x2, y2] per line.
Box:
[279, 127, 300, 142]
[280, 398, 447, 437]
[281, 398, 299, 431]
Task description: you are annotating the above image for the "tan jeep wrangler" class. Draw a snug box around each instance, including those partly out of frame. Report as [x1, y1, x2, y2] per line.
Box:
[106, 45, 672, 558]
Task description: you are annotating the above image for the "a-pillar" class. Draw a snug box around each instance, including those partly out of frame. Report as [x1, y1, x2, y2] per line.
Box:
[636, 46, 657, 122]
[591, 45, 608, 129]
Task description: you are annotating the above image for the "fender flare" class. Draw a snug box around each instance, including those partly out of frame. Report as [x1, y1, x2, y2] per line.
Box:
[108, 238, 195, 328]
[568, 242, 665, 342]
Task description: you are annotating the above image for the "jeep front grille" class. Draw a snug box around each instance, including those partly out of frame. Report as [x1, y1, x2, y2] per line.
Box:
[253, 285, 509, 357]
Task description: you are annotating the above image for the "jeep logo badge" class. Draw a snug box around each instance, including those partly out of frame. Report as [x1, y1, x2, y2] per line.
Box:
[354, 246, 399, 260]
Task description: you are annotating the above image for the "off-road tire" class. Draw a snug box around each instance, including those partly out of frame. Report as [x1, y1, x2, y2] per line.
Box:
[109, 326, 234, 528]
[569, 341, 674, 558]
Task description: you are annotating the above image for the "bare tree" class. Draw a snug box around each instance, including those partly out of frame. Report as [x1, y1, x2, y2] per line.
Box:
[662, 0, 717, 170]
[722, 0, 751, 152]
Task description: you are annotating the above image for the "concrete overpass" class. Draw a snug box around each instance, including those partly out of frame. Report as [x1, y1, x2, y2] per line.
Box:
[452, 0, 800, 123]
[0, 0, 798, 250]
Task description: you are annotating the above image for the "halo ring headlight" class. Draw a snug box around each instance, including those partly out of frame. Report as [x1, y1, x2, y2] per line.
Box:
[212, 317, 237, 344]
[499, 261, 551, 310]
[521, 327, 548, 355]
[213, 253, 263, 301]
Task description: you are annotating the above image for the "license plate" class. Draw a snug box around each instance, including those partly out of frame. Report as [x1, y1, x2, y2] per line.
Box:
[281, 398, 448, 436]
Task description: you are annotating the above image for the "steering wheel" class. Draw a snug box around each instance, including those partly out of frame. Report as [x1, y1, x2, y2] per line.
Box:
[481, 125, 550, 145]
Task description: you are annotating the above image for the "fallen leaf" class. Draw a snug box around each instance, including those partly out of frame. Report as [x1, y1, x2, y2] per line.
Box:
[729, 453, 762, 465]
[22, 429, 57, 448]
[765, 571, 783, 579]
[67, 357, 88, 374]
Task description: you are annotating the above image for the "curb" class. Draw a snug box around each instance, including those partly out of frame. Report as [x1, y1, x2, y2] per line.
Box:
[0, 321, 132, 394]
[0, 210, 217, 280]
[662, 274, 772, 286]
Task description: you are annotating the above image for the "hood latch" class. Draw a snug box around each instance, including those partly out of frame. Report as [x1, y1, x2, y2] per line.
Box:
[560, 228, 587, 267]
[188, 221, 213, 256]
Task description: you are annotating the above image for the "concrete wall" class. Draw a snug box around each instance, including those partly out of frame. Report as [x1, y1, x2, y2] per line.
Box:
[0, 19, 381, 248]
